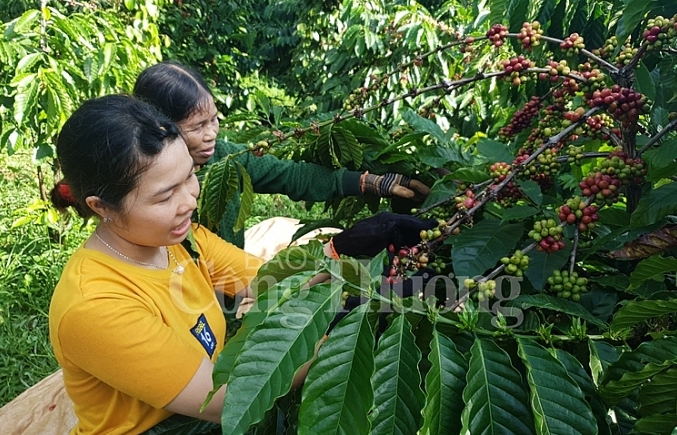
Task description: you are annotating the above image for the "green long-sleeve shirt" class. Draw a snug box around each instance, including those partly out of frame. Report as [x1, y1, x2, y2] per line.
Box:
[207, 139, 363, 248]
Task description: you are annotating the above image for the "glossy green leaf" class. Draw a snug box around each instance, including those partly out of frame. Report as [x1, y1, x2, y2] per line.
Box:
[630, 183, 677, 228]
[451, 219, 524, 278]
[629, 255, 677, 289]
[511, 294, 607, 328]
[629, 414, 677, 435]
[332, 125, 362, 169]
[517, 339, 597, 435]
[232, 161, 253, 233]
[524, 245, 572, 291]
[420, 328, 467, 435]
[446, 168, 491, 184]
[12, 78, 39, 125]
[501, 206, 540, 223]
[643, 138, 677, 170]
[600, 360, 675, 403]
[9, 9, 40, 34]
[554, 349, 613, 435]
[638, 366, 677, 416]
[402, 109, 445, 144]
[461, 338, 534, 435]
[488, 0, 509, 33]
[508, 0, 530, 34]
[517, 179, 543, 206]
[590, 341, 629, 389]
[251, 242, 326, 295]
[476, 138, 514, 163]
[369, 315, 425, 435]
[298, 304, 374, 435]
[198, 157, 237, 231]
[635, 62, 656, 102]
[611, 299, 677, 337]
[603, 337, 677, 384]
[615, 0, 659, 44]
[222, 282, 342, 435]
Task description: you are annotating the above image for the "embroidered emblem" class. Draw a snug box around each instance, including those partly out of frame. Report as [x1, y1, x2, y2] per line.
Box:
[190, 314, 216, 357]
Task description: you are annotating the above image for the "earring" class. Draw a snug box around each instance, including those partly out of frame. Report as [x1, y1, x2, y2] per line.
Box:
[103, 217, 112, 223]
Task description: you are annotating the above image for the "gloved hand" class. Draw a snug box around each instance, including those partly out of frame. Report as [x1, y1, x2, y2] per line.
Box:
[361, 172, 429, 202]
[330, 212, 438, 258]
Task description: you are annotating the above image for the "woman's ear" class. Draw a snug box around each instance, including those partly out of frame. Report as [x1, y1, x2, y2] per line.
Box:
[85, 196, 108, 220]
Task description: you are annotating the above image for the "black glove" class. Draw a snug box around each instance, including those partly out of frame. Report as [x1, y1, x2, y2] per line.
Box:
[331, 212, 438, 258]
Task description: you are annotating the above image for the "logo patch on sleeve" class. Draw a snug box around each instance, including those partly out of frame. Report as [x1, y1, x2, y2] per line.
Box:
[190, 314, 216, 358]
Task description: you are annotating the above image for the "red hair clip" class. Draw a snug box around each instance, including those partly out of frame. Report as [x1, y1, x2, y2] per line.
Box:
[57, 183, 77, 204]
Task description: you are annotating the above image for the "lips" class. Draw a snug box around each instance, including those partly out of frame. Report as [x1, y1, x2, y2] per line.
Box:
[171, 218, 192, 238]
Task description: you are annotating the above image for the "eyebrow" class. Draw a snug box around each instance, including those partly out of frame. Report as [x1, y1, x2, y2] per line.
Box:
[152, 163, 195, 197]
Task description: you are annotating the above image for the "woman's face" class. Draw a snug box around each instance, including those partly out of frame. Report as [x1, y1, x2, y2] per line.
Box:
[110, 136, 200, 247]
[178, 94, 219, 165]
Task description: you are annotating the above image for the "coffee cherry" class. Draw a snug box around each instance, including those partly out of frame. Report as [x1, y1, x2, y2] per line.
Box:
[517, 21, 543, 50]
[486, 23, 508, 47]
[529, 219, 564, 254]
[560, 33, 585, 55]
[558, 196, 598, 232]
[501, 250, 529, 277]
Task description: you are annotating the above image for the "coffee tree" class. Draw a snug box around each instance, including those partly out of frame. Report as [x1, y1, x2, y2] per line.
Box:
[198, 1, 677, 434]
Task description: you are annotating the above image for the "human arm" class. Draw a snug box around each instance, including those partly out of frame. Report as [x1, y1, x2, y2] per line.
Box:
[214, 139, 429, 202]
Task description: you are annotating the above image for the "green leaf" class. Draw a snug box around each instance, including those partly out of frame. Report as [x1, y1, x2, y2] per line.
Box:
[501, 206, 540, 223]
[615, 0, 658, 44]
[635, 62, 656, 102]
[402, 109, 445, 144]
[9, 9, 40, 34]
[630, 414, 677, 435]
[332, 125, 362, 169]
[251, 243, 326, 295]
[589, 340, 621, 386]
[12, 78, 39, 125]
[476, 138, 514, 163]
[629, 255, 677, 289]
[638, 366, 677, 416]
[603, 337, 677, 384]
[232, 161, 253, 234]
[508, 0, 530, 34]
[600, 359, 673, 404]
[511, 294, 607, 328]
[630, 182, 677, 228]
[418, 146, 465, 167]
[488, 0, 509, 33]
[461, 338, 534, 435]
[446, 168, 491, 184]
[16, 52, 43, 73]
[517, 179, 543, 206]
[369, 315, 425, 435]
[198, 157, 238, 231]
[611, 299, 677, 337]
[421, 328, 467, 435]
[451, 219, 524, 278]
[555, 349, 613, 435]
[221, 282, 342, 435]
[643, 138, 677, 170]
[517, 339, 597, 435]
[298, 304, 374, 435]
[524, 244, 572, 290]
[594, 275, 630, 290]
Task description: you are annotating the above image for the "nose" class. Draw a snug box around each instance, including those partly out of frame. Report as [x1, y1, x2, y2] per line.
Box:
[205, 119, 218, 141]
[179, 175, 200, 214]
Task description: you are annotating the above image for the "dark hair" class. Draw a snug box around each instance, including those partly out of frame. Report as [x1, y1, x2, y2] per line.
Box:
[50, 94, 182, 218]
[133, 61, 213, 123]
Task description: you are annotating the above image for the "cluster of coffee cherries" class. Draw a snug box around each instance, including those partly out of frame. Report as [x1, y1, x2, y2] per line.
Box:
[248, 140, 270, 157]
[577, 63, 606, 96]
[560, 32, 585, 55]
[583, 113, 618, 139]
[529, 219, 565, 253]
[596, 150, 647, 185]
[547, 270, 588, 301]
[411, 203, 457, 223]
[455, 189, 480, 211]
[499, 55, 535, 86]
[592, 36, 638, 68]
[588, 86, 650, 127]
[513, 152, 551, 189]
[489, 162, 511, 181]
[579, 171, 621, 205]
[387, 245, 422, 281]
[522, 148, 560, 180]
[500, 250, 530, 277]
[566, 145, 584, 165]
[517, 21, 543, 50]
[342, 87, 369, 112]
[486, 23, 509, 47]
[498, 96, 542, 140]
[643, 15, 677, 49]
[464, 278, 497, 302]
[558, 196, 599, 232]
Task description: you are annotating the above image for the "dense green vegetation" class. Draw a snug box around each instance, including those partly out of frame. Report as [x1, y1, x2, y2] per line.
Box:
[2, 0, 677, 434]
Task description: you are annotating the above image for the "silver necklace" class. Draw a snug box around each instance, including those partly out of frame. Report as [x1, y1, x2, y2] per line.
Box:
[94, 231, 185, 274]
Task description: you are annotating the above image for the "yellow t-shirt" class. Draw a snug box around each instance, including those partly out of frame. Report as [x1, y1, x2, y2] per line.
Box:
[49, 224, 263, 435]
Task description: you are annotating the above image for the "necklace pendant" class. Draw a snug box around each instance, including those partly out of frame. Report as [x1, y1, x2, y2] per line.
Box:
[174, 265, 185, 275]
